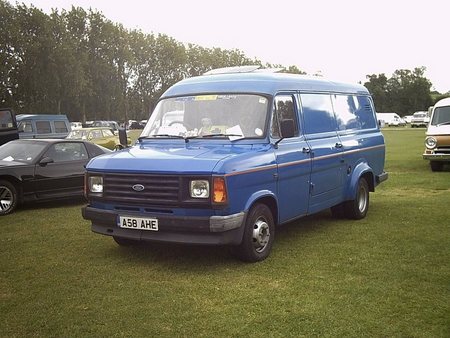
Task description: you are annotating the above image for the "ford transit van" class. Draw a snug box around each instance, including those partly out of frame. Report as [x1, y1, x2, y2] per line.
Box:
[17, 114, 71, 139]
[83, 68, 388, 262]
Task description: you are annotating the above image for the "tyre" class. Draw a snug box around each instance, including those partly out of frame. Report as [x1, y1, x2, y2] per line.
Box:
[344, 178, 369, 220]
[430, 161, 443, 172]
[0, 180, 18, 216]
[232, 203, 275, 262]
[113, 236, 139, 246]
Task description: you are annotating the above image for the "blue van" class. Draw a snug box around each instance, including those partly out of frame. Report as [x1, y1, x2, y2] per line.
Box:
[82, 69, 388, 262]
[17, 114, 71, 139]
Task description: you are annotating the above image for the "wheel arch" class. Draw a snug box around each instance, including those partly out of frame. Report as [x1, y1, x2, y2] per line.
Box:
[347, 162, 375, 199]
[244, 190, 279, 226]
[0, 175, 23, 203]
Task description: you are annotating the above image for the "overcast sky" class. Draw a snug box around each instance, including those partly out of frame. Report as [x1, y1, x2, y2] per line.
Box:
[9, 0, 450, 92]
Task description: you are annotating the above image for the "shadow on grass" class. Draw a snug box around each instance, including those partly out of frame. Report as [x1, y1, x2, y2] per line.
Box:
[15, 197, 85, 213]
[98, 210, 338, 267]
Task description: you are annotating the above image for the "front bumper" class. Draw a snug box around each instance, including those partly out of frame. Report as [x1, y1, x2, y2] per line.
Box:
[422, 153, 450, 161]
[82, 206, 246, 245]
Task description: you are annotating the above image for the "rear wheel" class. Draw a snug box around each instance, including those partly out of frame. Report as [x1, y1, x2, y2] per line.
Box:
[0, 180, 18, 216]
[344, 178, 369, 220]
[232, 203, 275, 262]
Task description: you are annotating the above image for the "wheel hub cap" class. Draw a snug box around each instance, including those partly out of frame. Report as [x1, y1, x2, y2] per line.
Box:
[253, 218, 270, 252]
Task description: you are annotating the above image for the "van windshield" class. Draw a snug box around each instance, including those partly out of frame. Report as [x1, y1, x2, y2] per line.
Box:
[431, 106, 450, 126]
[141, 94, 269, 140]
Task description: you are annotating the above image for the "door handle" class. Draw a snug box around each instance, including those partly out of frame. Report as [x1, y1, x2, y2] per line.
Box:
[302, 147, 311, 154]
[335, 143, 343, 148]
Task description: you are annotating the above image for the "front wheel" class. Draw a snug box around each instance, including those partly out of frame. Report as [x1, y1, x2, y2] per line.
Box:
[0, 180, 18, 216]
[344, 178, 370, 220]
[232, 203, 275, 262]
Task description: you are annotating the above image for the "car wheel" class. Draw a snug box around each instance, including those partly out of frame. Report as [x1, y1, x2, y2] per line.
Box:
[0, 180, 18, 216]
[232, 203, 275, 262]
[113, 236, 139, 246]
[430, 161, 443, 172]
[344, 178, 369, 220]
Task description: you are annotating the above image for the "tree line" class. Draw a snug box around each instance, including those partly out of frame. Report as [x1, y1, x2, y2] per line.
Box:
[1, 1, 447, 123]
[364, 67, 448, 116]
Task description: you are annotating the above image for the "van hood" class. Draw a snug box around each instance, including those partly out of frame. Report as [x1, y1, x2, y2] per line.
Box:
[87, 142, 265, 174]
[426, 125, 450, 135]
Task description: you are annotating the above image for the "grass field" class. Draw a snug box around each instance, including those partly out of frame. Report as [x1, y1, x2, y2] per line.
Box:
[1, 128, 449, 337]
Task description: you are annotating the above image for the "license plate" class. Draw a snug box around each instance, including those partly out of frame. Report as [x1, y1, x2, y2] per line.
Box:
[118, 216, 158, 231]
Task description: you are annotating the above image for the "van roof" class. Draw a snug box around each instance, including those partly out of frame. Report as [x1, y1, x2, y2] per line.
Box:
[161, 72, 369, 98]
[434, 97, 450, 107]
[16, 114, 69, 121]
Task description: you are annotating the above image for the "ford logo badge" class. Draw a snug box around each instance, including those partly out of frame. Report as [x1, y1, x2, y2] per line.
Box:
[132, 184, 145, 192]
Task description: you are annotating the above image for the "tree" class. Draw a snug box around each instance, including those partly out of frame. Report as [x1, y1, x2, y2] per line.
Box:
[364, 74, 389, 113]
[364, 67, 433, 116]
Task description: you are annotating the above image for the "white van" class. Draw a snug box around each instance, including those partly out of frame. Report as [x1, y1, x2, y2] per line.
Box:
[376, 113, 405, 127]
[423, 98, 450, 171]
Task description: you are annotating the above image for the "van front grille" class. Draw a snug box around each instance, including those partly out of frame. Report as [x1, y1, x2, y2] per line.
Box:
[436, 147, 450, 155]
[103, 173, 180, 205]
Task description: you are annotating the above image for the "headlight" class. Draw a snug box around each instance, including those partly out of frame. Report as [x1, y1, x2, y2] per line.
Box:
[425, 136, 437, 149]
[89, 176, 103, 193]
[190, 180, 209, 198]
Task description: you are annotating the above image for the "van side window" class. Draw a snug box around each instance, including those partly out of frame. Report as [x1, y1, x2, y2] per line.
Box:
[355, 96, 377, 129]
[271, 95, 299, 138]
[333, 95, 377, 131]
[19, 121, 33, 133]
[36, 121, 51, 134]
[301, 94, 336, 134]
[333, 94, 361, 130]
[54, 121, 68, 133]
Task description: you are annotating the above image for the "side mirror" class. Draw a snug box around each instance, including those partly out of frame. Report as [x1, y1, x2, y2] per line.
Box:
[39, 157, 54, 166]
[274, 119, 296, 149]
[118, 128, 128, 147]
[280, 119, 295, 138]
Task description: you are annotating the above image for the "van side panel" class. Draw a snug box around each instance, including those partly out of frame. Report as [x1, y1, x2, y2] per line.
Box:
[300, 93, 345, 213]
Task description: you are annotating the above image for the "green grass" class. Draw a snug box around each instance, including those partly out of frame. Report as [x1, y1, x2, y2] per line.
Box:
[1, 128, 449, 337]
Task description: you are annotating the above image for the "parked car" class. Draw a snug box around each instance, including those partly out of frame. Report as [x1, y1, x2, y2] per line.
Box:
[16, 114, 71, 139]
[403, 115, 413, 124]
[423, 98, 450, 171]
[66, 127, 130, 150]
[0, 108, 19, 146]
[70, 121, 83, 130]
[0, 139, 111, 215]
[411, 111, 429, 128]
[91, 120, 120, 134]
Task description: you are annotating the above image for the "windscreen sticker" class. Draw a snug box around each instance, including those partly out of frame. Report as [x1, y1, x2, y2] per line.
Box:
[195, 95, 218, 101]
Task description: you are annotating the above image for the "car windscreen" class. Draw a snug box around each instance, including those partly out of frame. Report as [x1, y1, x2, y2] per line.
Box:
[431, 106, 450, 125]
[0, 141, 46, 163]
[141, 94, 269, 140]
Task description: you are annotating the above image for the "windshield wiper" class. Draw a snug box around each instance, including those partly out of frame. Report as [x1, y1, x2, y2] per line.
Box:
[138, 134, 184, 141]
[437, 121, 450, 126]
[201, 133, 243, 138]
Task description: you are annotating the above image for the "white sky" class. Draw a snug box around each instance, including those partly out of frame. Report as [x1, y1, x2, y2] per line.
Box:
[9, 0, 450, 92]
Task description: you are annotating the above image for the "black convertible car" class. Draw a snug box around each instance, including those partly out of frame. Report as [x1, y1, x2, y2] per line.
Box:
[0, 139, 111, 215]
